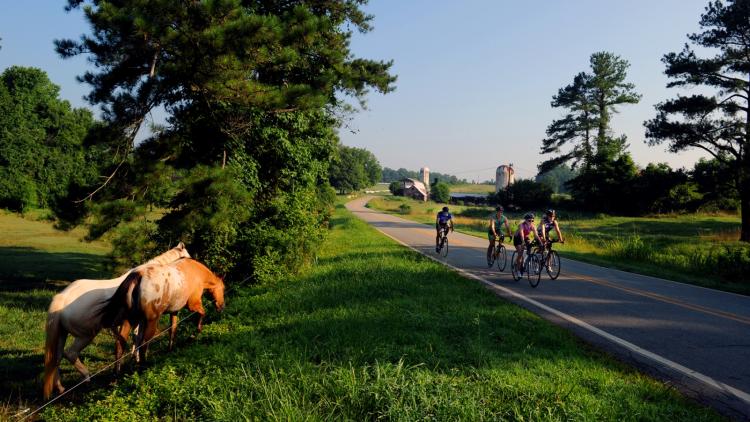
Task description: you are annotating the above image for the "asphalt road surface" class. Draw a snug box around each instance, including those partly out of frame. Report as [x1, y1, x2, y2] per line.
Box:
[347, 197, 750, 420]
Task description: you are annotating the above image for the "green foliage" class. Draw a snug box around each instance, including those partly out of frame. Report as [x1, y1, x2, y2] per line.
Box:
[540, 52, 640, 173]
[381, 167, 467, 184]
[430, 182, 450, 203]
[0, 66, 98, 212]
[491, 179, 552, 210]
[57, 1, 395, 283]
[644, 0, 750, 240]
[388, 180, 403, 195]
[567, 154, 639, 214]
[535, 164, 577, 194]
[398, 203, 411, 214]
[329, 145, 381, 194]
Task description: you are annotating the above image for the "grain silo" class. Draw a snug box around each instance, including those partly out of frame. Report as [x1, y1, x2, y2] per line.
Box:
[419, 167, 430, 191]
[495, 164, 515, 192]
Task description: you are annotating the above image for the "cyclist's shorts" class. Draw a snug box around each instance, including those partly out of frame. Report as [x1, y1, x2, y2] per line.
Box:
[487, 231, 504, 241]
[513, 234, 524, 247]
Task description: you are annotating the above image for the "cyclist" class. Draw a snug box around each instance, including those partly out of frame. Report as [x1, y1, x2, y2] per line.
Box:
[435, 206, 454, 252]
[537, 209, 565, 248]
[487, 205, 512, 265]
[513, 212, 537, 275]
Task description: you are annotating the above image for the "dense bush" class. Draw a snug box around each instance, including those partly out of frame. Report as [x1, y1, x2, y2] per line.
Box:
[490, 179, 552, 210]
[431, 182, 450, 203]
[388, 181, 403, 196]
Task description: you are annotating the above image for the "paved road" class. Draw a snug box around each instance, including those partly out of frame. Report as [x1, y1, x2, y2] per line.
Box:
[347, 197, 750, 420]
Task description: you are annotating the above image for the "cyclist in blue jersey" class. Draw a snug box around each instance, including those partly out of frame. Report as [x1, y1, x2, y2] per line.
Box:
[435, 206, 454, 252]
[537, 209, 565, 247]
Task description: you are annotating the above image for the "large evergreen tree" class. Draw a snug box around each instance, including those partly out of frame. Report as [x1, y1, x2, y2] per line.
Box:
[57, 1, 395, 280]
[644, 0, 750, 240]
[540, 52, 640, 173]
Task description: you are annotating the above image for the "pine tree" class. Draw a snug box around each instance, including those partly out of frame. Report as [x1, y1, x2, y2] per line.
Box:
[645, 0, 750, 240]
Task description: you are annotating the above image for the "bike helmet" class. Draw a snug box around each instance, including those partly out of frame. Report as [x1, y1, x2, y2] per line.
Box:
[495, 205, 504, 212]
[442, 206, 449, 212]
[546, 209, 556, 217]
[523, 212, 535, 221]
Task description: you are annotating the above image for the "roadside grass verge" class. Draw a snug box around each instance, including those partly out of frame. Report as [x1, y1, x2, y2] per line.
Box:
[39, 203, 720, 420]
[367, 196, 749, 295]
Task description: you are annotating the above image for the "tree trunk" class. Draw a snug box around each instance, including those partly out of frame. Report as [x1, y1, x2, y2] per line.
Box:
[741, 174, 750, 241]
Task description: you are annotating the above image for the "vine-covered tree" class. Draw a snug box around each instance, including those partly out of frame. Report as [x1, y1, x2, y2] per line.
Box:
[57, 1, 395, 280]
[540, 52, 640, 173]
[644, 0, 750, 240]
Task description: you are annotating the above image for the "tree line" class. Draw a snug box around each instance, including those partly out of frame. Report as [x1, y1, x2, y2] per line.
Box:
[381, 167, 468, 184]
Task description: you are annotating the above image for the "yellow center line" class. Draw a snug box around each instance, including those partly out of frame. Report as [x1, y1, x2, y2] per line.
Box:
[566, 272, 750, 326]
[372, 206, 750, 327]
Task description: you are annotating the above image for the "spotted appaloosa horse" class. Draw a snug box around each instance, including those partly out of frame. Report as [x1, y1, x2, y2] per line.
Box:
[42, 243, 190, 400]
[101, 258, 225, 367]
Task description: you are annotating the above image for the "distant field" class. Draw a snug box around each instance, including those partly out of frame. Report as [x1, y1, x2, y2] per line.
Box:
[0, 210, 110, 283]
[367, 196, 748, 295]
[449, 183, 495, 194]
[0, 210, 113, 418]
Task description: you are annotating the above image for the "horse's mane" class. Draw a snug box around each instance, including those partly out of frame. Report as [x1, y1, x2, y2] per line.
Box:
[144, 242, 190, 266]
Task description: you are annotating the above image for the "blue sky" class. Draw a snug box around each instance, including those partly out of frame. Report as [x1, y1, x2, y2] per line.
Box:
[0, 1, 713, 181]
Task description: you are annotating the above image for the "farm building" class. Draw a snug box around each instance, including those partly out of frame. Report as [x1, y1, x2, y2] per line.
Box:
[402, 178, 428, 201]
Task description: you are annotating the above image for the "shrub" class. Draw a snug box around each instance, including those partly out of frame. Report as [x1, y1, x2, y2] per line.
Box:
[388, 181, 403, 196]
[431, 182, 450, 203]
[398, 203, 412, 214]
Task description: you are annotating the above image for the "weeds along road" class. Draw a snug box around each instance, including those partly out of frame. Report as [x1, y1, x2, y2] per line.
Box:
[347, 197, 750, 420]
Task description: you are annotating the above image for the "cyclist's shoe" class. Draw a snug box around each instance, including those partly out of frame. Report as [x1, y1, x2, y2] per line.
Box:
[435, 247, 440, 253]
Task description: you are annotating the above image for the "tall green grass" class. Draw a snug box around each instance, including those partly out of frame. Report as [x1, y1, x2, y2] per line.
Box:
[38, 204, 720, 420]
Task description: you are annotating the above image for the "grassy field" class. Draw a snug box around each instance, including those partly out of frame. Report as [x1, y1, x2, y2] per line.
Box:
[367, 196, 749, 295]
[449, 183, 495, 193]
[0, 210, 113, 419]
[0, 202, 719, 420]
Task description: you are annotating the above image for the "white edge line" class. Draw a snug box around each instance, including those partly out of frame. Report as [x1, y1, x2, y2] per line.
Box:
[352, 206, 750, 407]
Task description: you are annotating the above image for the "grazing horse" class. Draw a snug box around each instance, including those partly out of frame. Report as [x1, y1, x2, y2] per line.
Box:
[101, 258, 225, 367]
[42, 243, 190, 400]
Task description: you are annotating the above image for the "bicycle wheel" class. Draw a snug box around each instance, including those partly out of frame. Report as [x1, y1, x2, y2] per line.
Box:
[528, 255, 542, 288]
[487, 246, 495, 267]
[496, 245, 507, 272]
[510, 251, 521, 281]
[546, 251, 561, 280]
[440, 237, 449, 257]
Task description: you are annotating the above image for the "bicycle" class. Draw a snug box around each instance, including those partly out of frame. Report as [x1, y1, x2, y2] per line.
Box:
[510, 241, 542, 287]
[487, 234, 507, 271]
[534, 239, 563, 280]
[436, 225, 450, 257]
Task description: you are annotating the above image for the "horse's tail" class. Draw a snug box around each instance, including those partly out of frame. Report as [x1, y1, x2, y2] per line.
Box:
[43, 296, 64, 400]
[100, 271, 142, 328]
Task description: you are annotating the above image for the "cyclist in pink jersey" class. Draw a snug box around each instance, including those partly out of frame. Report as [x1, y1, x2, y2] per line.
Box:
[513, 212, 537, 276]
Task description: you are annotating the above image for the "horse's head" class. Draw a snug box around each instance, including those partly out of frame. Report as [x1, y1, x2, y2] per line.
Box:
[210, 275, 225, 312]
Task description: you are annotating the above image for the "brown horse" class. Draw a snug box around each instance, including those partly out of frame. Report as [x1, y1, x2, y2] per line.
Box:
[43, 242, 190, 399]
[101, 258, 225, 367]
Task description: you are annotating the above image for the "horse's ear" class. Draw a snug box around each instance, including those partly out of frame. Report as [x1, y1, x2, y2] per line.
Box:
[177, 241, 185, 250]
